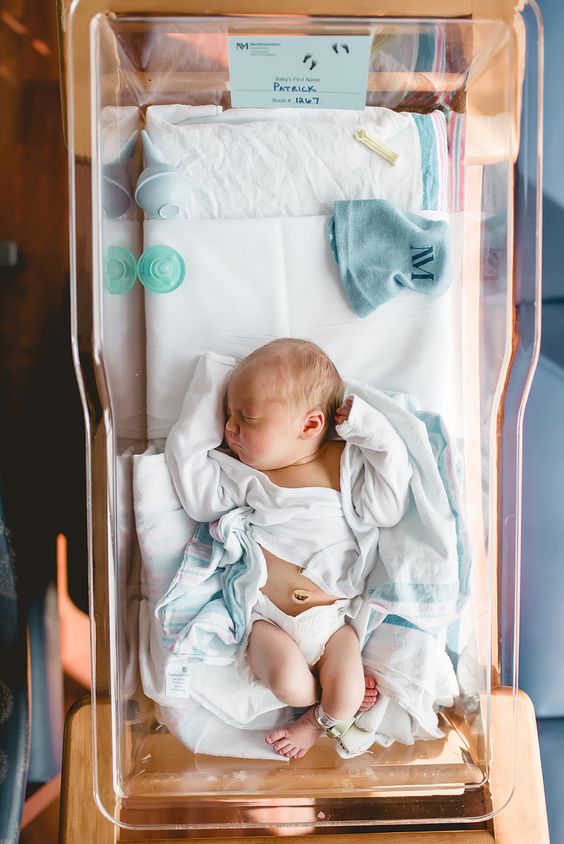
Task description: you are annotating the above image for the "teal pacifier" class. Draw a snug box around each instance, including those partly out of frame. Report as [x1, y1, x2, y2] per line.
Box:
[104, 245, 137, 294]
[138, 245, 186, 293]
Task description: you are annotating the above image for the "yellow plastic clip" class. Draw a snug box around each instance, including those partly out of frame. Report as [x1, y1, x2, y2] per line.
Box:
[354, 128, 399, 166]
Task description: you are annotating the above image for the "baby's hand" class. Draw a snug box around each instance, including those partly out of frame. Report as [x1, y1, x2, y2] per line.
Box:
[335, 397, 353, 426]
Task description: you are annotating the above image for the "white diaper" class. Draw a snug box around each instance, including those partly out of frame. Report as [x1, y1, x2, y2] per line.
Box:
[250, 592, 351, 666]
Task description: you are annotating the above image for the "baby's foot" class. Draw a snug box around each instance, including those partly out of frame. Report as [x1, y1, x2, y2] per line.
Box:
[265, 706, 322, 759]
[358, 675, 378, 712]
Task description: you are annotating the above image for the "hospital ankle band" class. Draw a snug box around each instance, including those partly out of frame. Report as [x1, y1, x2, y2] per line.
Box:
[314, 706, 373, 759]
[314, 704, 356, 738]
[334, 722, 377, 759]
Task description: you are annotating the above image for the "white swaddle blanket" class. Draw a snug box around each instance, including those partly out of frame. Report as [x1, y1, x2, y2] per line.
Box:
[137, 353, 468, 759]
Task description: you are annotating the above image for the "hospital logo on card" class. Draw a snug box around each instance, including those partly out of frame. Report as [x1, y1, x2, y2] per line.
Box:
[410, 246, 435, 281]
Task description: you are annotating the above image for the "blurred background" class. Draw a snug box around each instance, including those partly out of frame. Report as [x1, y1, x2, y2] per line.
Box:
[0, 0, 88, 840]
[0, 0, 562, 841]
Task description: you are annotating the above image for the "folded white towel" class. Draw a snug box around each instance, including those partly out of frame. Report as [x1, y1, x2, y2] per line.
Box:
[144, 104, 447, 218]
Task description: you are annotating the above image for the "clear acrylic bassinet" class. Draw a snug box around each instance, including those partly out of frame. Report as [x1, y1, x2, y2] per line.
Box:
[66, 0, 542, 834]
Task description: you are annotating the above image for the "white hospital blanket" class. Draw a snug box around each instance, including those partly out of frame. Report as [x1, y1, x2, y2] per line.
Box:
[144, 105, 448, 218]
[164, 354, 412, 601]
[140, 600, 457, 760]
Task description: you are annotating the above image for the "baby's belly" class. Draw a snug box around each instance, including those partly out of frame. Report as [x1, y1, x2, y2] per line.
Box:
[259, 546, 339, 616]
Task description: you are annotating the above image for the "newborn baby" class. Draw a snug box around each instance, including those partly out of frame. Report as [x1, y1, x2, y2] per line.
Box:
[166, 338, 413, 758]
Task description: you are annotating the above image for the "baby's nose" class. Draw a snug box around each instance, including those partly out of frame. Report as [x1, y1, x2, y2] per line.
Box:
[225, 416, 238, 433]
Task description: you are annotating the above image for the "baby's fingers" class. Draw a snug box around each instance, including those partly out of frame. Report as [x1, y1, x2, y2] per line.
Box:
[335, 409, 351, 426]
[335, 398, 353, 419]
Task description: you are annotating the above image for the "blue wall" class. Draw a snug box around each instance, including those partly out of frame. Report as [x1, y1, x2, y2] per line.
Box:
[538, 0, 564, 300]
[520, 2, 564, 841]
[538, 0, 564, 212]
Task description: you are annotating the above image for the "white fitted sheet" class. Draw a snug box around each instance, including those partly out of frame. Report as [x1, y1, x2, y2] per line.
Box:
[144, 212, 462, 438]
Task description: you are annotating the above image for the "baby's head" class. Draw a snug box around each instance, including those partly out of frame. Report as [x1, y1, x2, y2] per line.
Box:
[224, 339, 343, 471]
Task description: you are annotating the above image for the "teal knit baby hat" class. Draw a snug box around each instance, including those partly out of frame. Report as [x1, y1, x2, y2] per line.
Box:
[327, 199, 453, 318]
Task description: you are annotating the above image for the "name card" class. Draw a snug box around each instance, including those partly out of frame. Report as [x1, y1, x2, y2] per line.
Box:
[228, 35, 372, 110]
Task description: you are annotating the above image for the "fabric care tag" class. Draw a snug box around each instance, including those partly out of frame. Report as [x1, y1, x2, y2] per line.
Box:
[228, 35, 372, 110]
[165, 660, 191, 698]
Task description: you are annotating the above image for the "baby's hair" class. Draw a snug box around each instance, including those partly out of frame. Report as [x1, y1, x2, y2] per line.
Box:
[242, 338, 343, 438]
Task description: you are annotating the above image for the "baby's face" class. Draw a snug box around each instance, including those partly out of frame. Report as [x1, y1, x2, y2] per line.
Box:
[224, 361, 307, 471]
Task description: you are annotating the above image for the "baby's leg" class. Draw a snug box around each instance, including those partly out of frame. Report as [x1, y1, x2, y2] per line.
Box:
[316, 624, 366, 720]
[266, 705, 322, 759]
[247, 620, 318, 707]
[266, 625, 365, 760]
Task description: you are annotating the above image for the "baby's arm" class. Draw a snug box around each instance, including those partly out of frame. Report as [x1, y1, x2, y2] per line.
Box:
[165, 353, 241, 522]
[336, 395, 412, 526]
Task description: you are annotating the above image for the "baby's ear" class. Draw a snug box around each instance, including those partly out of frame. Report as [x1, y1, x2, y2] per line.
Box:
[301, 409, 325, 439]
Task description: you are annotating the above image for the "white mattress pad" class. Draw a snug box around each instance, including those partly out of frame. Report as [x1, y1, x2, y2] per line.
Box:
[145, 212, 460, 438]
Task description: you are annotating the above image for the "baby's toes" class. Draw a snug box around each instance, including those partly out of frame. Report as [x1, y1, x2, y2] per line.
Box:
[265, 728, 288, 745]
[287, 745, 303, 759]
[358, 681, 379, 712]
[273, 737, 294, 754]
